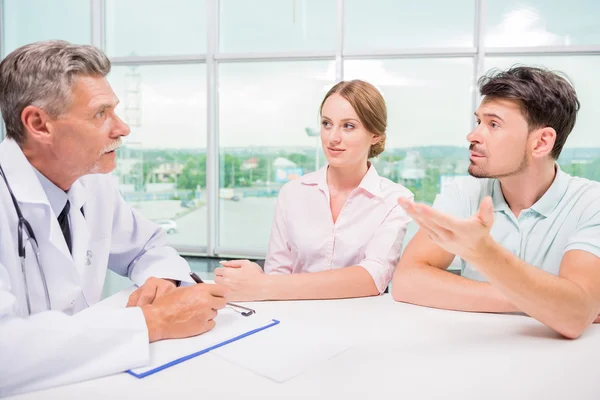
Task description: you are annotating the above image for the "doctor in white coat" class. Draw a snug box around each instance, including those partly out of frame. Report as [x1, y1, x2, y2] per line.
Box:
[0, 40, 227, 397]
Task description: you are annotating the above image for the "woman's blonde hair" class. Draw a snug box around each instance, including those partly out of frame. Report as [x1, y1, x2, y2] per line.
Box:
[320, 79, 386, 158]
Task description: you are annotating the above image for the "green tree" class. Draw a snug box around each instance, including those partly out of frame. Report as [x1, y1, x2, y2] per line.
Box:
[178, 155, 207, 190]
[221, 153, 243, 188]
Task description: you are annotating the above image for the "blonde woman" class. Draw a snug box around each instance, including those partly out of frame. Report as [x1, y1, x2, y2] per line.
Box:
[216, 80, 413, 300]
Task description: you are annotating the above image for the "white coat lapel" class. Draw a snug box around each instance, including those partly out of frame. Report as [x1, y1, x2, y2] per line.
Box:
[0, 139, 81, 311]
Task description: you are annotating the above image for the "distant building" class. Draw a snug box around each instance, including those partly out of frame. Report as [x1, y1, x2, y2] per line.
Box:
[273, 157, 297, 169]
[241, 157, 259, 170]
[273, 157, 302, 183]
[152, 162, 184, 183]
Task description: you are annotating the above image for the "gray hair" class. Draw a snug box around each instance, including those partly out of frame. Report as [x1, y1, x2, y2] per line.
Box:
[0, 40, 111, 145]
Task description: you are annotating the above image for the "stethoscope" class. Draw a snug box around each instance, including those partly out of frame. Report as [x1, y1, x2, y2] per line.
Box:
[0, 163, 51, 314]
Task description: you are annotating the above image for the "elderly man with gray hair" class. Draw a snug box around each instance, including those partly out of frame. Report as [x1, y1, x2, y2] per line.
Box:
[0, 40, 227, 396]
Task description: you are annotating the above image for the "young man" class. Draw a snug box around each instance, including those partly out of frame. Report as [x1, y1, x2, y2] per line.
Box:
[393, 66, 600, 339]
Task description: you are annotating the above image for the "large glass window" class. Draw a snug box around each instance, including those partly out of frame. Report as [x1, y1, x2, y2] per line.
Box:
[105, 0, 206, 57]
[218, 61, 335, 251]
[219, 0, 336, 53]
[484, 56, 600, 181]
[486, 0, 600, 47]
[3, 0, 600, 271]
[108, 64, 207, 250]
[344, 58, 474, 204]
[3, 0, 90, 55]
[344, 0, 475, 51]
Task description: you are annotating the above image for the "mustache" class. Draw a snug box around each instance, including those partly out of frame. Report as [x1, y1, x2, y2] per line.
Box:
[100, 138, 122, 155]
[469, 144, 486, 156]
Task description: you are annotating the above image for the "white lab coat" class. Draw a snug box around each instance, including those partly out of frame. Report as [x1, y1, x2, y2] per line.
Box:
[0, 138, 193, 397]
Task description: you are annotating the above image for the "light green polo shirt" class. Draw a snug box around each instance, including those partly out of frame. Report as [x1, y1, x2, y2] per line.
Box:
[433, 165, 600, 281]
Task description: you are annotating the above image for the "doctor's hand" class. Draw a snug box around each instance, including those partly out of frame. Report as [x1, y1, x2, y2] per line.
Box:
[595, 314, 600, 323]
[127, 277, 178, 307]
[141, 283, 228, 342]
[215, 260, 266, 302]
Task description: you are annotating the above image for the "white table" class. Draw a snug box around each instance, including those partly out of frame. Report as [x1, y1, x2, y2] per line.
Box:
[9, 291, 600, 400]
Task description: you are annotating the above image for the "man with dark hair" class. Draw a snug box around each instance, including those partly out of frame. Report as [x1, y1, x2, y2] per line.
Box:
[0, 41, 227, 396]
[392, 66, 600, 338]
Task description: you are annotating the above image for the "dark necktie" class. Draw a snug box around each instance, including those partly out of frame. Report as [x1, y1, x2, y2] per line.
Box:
[57, 200, 72, 254]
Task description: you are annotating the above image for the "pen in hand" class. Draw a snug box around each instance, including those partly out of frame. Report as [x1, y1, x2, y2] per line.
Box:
[189, 272, 255, 316]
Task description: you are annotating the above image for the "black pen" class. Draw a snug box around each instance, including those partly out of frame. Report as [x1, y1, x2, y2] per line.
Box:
[189, 272, 255, 316]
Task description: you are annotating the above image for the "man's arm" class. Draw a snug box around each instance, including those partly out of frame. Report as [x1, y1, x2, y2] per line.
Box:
[0, 268, 227, 397]
[399, 196, 600, 339]
[105, 178, 191, 286]
[0, 268, 150, 397]
[392, 228, 519, 313]
[468, 243, 600, 339]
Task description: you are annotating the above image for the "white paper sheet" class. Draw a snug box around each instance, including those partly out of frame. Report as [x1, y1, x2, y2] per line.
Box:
[84, 286, 351, 382]
[129, 308, 278, 376]
[212, 320, 352, 382]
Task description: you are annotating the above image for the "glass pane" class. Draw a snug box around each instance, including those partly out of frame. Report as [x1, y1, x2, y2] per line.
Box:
[344, 58, 474, 204]
[105, 0, 206, 57]
[486, 0, 600, 47]
[3, 0, 90, 55]
[219, 0, 336, 53]
[108, 64, 207, 249]
[484, 56, 600, 181]
[218, 61, 335, 251]
[344, 0, 475, 51]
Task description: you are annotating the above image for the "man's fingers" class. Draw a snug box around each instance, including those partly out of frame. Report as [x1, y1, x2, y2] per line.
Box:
[207, 283, 228, 298]
[155, 282, 174, 299]
[207, 309, 218, 320]
[398, 200, 453, 235]
[136, 285, 158, 307]
[398, 197, 417, 216]
[594, 315, 600, 324]
[204, 319, 216, 332]
[214, 267, 227, 276]
[413, 212, 453, 241]
[416, 203, 460, 231]
[126, 289, 141, 307]
[210, 296, 228, 311]
[477, 196, 495, 227]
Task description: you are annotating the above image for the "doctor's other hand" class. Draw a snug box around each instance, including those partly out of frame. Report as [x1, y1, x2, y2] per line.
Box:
[141, 283, 228, 342]
[126, 277, 178, 307]
[215, 260, 266, 302]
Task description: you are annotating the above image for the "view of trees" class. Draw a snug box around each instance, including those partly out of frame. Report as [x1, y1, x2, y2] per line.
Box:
[117, 146, 600, 205]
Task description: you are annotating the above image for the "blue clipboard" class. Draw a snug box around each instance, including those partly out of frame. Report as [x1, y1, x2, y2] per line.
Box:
[127, 319, 281, 378]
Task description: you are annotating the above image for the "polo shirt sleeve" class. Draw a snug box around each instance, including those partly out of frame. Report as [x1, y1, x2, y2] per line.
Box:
[565, 206, 600, 259]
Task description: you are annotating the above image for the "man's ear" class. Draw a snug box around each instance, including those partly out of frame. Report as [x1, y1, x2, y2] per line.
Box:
[21, 105, 54, 145]
[530, 126, 556, 159]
